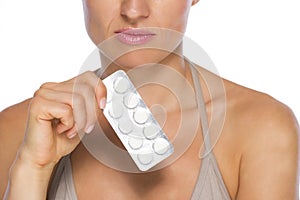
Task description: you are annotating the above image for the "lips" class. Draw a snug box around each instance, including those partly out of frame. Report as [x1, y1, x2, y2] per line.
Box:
[114, 28, 156, 45]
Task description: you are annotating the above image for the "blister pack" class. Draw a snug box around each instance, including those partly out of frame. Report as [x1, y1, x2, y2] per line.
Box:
[102, 70, 174, 171]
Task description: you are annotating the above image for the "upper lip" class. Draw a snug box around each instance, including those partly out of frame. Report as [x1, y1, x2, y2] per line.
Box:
[114, 28, 156, 36]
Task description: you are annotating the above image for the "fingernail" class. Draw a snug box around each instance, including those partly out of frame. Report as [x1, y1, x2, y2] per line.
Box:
[99, 98, 106, 109]
[68, 132, 77, 139]
[85, 124, 95, 134]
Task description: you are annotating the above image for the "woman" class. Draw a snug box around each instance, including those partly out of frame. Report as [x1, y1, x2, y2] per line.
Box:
[1, 0, 299, 199]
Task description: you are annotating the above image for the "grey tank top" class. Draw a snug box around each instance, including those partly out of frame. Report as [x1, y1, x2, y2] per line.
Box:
[47, 65, 231, 200]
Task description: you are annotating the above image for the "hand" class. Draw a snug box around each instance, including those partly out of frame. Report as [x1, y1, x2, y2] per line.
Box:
[19, 71, 107, 168]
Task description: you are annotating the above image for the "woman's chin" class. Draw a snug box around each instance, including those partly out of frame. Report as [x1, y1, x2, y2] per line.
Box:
[113, 49, 171, 70]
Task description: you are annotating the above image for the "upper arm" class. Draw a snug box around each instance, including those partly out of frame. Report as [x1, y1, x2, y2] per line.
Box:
[236, 102, 299, 200]
[0, 100, 30, 198]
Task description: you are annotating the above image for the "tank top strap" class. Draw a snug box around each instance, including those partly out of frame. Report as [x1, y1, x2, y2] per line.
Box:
[189, 62, 231, 200]
[190, 63, 212, 154]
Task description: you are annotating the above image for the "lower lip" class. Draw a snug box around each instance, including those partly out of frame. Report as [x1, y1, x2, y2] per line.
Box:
[115, 32, 155, 45]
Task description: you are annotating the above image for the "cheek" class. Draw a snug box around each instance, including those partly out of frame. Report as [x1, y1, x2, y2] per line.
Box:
[154, 1, 191, 32]
[83, 0, 119, 45]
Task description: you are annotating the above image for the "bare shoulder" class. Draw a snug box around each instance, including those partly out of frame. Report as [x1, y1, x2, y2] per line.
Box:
[196, 66, 298, 142]
[223, 79, 299, 199]
[224, 79, 299, 146]
[0, 99, 31, 198]
[0, 99, 30, 136]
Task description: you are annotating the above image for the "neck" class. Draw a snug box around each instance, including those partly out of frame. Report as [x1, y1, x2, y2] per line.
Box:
[98, 44, 196, 114]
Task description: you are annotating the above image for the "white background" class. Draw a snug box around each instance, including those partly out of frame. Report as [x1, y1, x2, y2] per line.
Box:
[0, 0, 299, 194]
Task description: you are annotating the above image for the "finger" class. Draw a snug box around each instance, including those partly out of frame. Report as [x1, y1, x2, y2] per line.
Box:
[38, 82, 60, 90]
[72, 83, 98, 133]
[29, 96, 75, 137]
[34, 87, 73, 103]
[39, 71, 107, 110]
[71, 93, 88, 133]
[75, 71, 107, 110]
[33, 88, 87, 134]
[64, 126, 78, 139]
[72, 71, 107, 132]
[96, 77, 107, 110]
[36, 71, 106, 133]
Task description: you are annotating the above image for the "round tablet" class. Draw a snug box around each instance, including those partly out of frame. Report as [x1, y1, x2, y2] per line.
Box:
[133, 108, 149, 124]
[123, 93, 139, 109]
[118, 119, 133, 134]
[108, 103, 123, 119]
[128, 137, 143, 150]
[113, 77, 130, 94]
[137, 150, 153, 165]
[143, 124, 160, 139]
[153, 138, 170, 155]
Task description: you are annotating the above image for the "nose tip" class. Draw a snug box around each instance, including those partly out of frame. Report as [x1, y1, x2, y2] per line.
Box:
[121, 0, 150, 23]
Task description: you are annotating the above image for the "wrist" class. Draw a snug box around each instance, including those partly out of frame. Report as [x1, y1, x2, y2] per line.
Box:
[17, 145, 59, 171]
[6, 150, 56, 200]
[10, 154, 55, 181]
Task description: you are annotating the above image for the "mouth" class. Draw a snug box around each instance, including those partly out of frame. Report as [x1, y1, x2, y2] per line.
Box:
[114, 28, 156, 45]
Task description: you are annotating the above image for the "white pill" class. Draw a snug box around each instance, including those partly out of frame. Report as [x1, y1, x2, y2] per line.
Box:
[113, 77, 130, 94]
[133, 108, 149, 124]
[137, 150, 154, 165]
[128, 137, 143, 150]
[118, 119, 133, 134]
[153, 138, 170, 155]
[108, 102, 123, 119]
[123, 93, 139, 109]
[143, 124, 160, 139]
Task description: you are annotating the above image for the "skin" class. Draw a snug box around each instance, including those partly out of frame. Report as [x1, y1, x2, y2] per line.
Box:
[0, 0, 299, 199]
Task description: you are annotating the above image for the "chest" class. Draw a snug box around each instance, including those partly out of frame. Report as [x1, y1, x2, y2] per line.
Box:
[74, 161, 202, 200]
[72, 144, 202, 200]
